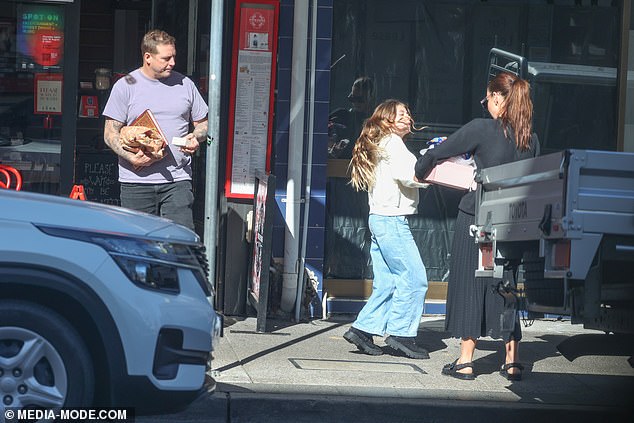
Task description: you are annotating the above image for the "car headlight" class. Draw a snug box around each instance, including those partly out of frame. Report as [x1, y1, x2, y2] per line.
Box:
[94, 237, 216, 296]
[37, 226, 206, 295]
[94, 236, 184, 293]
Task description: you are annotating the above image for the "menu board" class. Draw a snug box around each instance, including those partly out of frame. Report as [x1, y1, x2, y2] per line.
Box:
[225, 0, 279, 199]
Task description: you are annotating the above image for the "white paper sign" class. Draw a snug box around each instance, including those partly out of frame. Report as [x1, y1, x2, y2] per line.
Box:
[230, 50, 272, 195]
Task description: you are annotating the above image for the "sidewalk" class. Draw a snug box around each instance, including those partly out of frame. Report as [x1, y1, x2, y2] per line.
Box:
[213, 315, 633, 412]
[152, 315, 634, 422]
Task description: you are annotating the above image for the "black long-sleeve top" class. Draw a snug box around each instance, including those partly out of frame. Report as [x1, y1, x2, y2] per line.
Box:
[414, 118, 540, 215]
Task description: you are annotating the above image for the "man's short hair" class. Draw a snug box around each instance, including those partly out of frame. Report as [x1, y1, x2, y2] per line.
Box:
[141, 29, 176, 55]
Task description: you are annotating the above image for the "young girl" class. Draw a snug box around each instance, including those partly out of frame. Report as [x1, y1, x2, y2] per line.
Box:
[343, 99, 430, 359]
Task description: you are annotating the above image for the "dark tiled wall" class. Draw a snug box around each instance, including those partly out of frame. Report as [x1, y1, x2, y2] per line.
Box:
[273, 0, 333, 311]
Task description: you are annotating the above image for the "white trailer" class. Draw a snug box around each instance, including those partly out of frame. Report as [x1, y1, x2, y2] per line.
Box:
[473, 149, 634, 334]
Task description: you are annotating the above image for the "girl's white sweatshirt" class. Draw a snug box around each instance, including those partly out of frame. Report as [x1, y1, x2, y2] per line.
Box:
[368, 133, 428, 216]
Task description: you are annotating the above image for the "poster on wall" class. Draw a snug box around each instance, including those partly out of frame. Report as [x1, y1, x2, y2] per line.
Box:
[225, 0, 279, 199]
[34, 73, 63, 115]
[16, 4, 64, 70]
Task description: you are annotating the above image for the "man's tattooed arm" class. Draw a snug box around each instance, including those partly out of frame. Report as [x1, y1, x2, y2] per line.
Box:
[177, 118, 207, 155]
[104, 118, 155, 168]
[192, 118, 208, 144]
[104, 118, 130, 158]
[104, 116, 208, 160]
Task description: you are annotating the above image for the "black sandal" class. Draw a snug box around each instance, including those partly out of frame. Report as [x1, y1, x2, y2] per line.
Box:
[500, 362, 524, 381]
[441, 359, 475, 380]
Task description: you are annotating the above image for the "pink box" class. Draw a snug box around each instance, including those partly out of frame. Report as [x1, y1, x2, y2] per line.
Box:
[423, 160, 476, 190]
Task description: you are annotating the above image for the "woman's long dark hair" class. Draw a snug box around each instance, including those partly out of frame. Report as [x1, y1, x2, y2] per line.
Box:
[488, 72, 533, 151]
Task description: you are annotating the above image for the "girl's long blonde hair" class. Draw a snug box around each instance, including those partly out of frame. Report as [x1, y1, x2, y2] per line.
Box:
[349, 99, 410, 192]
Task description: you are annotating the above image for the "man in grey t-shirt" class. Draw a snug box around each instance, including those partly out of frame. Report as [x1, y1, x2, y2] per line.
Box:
[103, 29, 208, 230]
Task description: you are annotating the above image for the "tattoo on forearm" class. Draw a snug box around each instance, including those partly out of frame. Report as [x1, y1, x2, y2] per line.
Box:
[193, 121, 208, 143]
[104, 119, 129, 158]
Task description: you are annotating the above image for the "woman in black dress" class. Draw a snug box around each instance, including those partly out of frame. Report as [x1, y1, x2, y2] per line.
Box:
[414, 72, 540, 381]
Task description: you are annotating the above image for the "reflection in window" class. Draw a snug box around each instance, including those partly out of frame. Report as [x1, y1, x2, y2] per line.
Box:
[329, 0, 620, 152]
[0, 2, 64, 195]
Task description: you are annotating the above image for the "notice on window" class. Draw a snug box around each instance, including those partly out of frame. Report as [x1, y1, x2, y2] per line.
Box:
[17, 4, 64, 69]
[226, 1, 278, 199]
[34, 73, 63, 115]
[78, 95, 99, 118]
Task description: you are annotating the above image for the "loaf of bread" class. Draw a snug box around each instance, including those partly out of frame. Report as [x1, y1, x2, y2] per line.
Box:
[120, 125, 166, 160]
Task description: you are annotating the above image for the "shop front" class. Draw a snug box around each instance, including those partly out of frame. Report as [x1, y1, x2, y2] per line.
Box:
[0, 0, 212, 206]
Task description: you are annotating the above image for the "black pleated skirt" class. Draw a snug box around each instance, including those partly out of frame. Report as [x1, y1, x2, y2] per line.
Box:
[444, 209, 522, 341]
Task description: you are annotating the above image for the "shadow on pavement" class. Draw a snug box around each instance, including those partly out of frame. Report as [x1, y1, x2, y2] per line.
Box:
[214, 319, 346, 373]
[556, 333, 634, 363]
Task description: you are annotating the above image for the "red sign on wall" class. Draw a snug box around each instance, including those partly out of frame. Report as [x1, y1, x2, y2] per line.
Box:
[225, 0, 279, 199]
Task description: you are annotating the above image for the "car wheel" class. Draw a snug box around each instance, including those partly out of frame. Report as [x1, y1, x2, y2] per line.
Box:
[0, 299, 94, 410]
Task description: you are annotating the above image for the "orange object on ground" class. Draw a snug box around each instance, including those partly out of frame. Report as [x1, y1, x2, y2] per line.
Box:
[69, 184, 87, 200]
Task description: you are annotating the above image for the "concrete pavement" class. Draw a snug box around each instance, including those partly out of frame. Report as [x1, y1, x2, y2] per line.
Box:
[142, 315, 634, 422]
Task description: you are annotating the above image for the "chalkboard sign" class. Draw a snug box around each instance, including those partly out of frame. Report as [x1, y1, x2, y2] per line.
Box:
[74, 151, 120, 205]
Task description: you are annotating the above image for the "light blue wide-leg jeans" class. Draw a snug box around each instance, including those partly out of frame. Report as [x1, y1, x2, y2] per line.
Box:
[353, 214, 428, 337]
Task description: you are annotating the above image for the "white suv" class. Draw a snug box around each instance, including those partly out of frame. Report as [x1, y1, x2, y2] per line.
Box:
[0, 189, 222, 413]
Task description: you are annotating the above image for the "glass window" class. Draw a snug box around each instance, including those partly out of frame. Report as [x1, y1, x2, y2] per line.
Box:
[329, 0, 621, 155]
[0, 1, 66, 194]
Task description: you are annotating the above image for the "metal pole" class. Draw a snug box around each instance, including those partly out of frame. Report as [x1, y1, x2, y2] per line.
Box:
[616, 0, 631, 152]
[294, 0, 318, 322]
[204, 0, 224, 291]
[281, 0, 309, 313]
